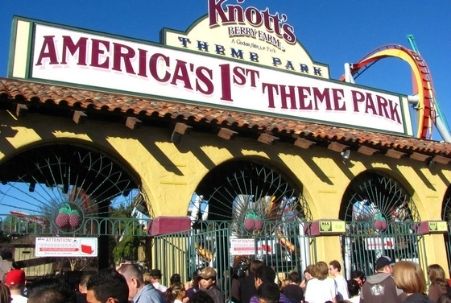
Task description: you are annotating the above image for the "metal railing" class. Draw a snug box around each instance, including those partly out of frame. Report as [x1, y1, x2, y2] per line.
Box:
[0, 214, 147, 237]
[342, 221, 427, 278]
[151, 220, 315, 300]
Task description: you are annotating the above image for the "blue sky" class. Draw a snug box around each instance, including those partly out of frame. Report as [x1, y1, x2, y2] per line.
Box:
[0, 0, 450, 141]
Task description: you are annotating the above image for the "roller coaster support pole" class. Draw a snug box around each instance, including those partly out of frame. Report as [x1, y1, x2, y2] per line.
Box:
[407, 34, 420, 54]
[407, 34, 451, 142]
[407, 95, 419, 106]
[436, 115, 451, 142]
[343, 63, 355, 84]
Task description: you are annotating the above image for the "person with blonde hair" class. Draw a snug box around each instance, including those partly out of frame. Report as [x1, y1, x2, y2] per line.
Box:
[166, 282, 186, 303]
[427, 264, 448, 303]
[392, 261, 430, 303]
[0, 283, 11, 303]
[300, 264, 315, 291]
[304, 261, 337, 303]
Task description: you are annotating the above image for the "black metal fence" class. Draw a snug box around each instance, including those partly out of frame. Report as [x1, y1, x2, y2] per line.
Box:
[151, 219, 315, 300]
[342, 221, 427, 278]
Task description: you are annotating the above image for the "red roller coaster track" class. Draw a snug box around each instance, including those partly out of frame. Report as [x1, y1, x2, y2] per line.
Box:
[342, 45, 435, 139]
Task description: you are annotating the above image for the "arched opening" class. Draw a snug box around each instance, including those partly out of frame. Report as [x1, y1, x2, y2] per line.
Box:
[191, 158, 309, 224]
[0, 142, 147, 274]
[169, 158, 314, 294]
[339, 171, 422, 277]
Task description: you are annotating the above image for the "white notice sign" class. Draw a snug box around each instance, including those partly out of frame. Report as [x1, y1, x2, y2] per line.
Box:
[230, 238, 256, 255]
[35, 237, 98, 257]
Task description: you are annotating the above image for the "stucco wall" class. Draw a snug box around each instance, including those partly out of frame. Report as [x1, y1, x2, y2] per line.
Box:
[0, 110, 449, 270]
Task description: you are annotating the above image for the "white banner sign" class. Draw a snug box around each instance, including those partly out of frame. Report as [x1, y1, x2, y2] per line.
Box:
[35, 237, 98, 257]
[230, 238, 256, 255]
[11, 19, 410, 135]
[365, 237, 395, 250]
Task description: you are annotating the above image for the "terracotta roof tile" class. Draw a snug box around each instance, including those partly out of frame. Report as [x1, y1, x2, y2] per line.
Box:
[1, 78, 450, 159]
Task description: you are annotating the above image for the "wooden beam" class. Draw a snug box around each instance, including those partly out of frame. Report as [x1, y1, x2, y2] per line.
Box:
[125, 117, 141, 130]
[385, 149, 406, 159]
[173, 122, 191, 135]
[15, 104, 28, 118]
[430, 155, 451, 165]
[217, 128, 237, 140]
[294, 137, 315, 149]
[327, 141, 349, 153]
[171, 122, 192, 143]
[410, 152, 431, 162]
[357, 145, 379, 156]
[72, 110, 87, 124]
[257, 133, 278, 144]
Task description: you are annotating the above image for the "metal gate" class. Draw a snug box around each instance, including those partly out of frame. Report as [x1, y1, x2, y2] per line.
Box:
[340, 172, 425, 278]
[151, 219, 315, 300]
[342, 221, 427, 277]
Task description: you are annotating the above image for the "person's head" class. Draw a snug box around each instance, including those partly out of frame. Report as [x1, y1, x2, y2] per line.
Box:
[392, 261, 426, 295]
[375, 256, 395, 274]
[351, 270, 366, 287]
[170, 273, 182, 286]
[143, 272, 152, 285]
[4, 269, 25, 292]
[427, 264, 446, 284]
[328, 260, 342, 277]
[254, 266, 276, 289]
[287, 271, 301, 284]
[190, 269, 201, 288]
[86, 269, 129, 303]
[79, 272, 93, 294]
[303, 264, 315, 281]
[0, 283, 11, 303]
[249, 260, 264, 276]
[189, 290, 214, 303]
[257, 282, 280, 303]
[149, 269, 163, 283]
[28, 277, 76, 303]
[0, 250, 13, 261]
[198, 267, 217, 290]
[313, 261, 329, 280]
[347, 279, 360, 298]
[117, 263, 144, 300]
[166, 282, 186, 302]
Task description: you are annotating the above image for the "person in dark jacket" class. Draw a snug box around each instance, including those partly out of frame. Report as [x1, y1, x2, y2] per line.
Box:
[281, 271, 303, 303]
[257, 282, 280, 303]
[239, 260, 264, 303]
[249, 265, 291, 303]
[198, 267, 224, 303]
[392, 261, 432, 303]
[360, 256, 404, 303]
[427, 264, 448, 303]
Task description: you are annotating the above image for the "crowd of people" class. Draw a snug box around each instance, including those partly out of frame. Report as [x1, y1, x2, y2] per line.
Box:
[0, 249, 450, 303]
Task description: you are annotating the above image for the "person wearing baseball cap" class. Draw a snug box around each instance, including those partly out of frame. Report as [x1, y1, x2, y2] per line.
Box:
[4, 268, 27, 303]
[198, 267, 224, 303]
[360, 256, 404, 303]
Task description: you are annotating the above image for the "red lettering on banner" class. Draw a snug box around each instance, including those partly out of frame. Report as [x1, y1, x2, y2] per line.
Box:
[352, 90, 401, 123]
[36, 36, 59, 65]
[262, 83, 347, 112]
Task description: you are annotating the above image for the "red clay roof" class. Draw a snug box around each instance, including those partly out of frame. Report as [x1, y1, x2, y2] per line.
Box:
[1, 78, 450, 160]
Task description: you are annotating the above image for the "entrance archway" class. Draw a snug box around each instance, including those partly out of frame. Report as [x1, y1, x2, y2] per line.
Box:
[0, 142, 147, 271]
[340, 171, 422, 277]
[182, 159, 312, 292]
